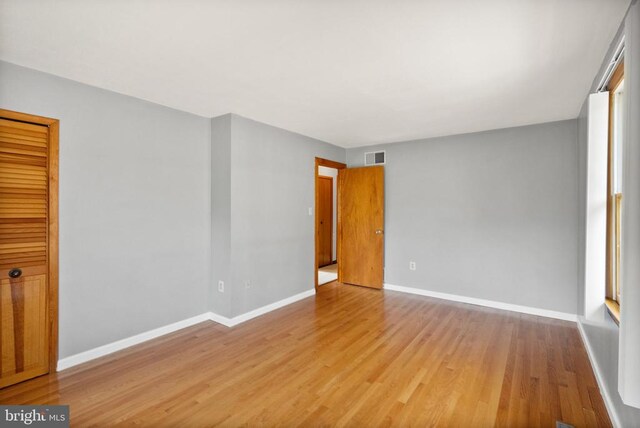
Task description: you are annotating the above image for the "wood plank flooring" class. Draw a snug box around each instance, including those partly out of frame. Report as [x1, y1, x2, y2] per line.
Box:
[0, 282, 611, 427]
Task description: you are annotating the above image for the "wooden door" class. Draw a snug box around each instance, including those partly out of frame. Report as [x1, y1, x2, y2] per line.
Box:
[317, 176, 333, 267]
[0, 111, 58, 388]
[338, 166, 384, 289]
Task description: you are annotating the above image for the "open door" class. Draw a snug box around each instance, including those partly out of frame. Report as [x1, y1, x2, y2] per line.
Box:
[338, 166, 384, 289]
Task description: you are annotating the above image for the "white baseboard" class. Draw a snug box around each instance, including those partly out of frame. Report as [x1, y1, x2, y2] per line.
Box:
[383, 283, 577, 322]
[210, 288, 316, 327]
[576, 319, 621, 428]
[58, 289, 317, 371]
[208, 311, 234, 327]
[57, 312, 212, 371]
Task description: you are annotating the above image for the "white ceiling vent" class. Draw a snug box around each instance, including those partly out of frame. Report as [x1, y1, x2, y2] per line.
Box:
[364, 150, 386, 166]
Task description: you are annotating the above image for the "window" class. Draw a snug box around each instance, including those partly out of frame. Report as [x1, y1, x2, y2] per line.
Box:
[605, 59, 624, 323]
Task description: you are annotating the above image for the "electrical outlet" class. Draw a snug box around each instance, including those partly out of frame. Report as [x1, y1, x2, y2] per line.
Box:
[409, 261, 416, 271]
[244, 280, 251, 289]
[218, 280, 224, 292]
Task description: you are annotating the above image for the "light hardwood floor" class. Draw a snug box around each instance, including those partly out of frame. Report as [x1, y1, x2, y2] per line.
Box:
[0, 282, 610, 427]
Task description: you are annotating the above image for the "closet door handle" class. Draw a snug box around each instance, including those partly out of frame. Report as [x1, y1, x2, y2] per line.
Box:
[8, 268, 22, 279]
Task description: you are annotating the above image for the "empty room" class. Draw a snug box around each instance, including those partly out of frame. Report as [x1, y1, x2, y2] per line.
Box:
[1, 0, 640, 427]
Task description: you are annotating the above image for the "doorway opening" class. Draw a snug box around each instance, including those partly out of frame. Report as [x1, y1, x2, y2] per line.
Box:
[315, 157, 385, 291]
[317, 170, 337, 284]
[315, 158, 346, 288]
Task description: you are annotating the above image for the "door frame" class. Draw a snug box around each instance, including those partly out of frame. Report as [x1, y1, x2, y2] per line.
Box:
[315, 157, 346, 290]
[0, 108, 59, 374]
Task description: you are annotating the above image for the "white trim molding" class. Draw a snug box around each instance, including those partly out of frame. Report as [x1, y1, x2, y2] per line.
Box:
[210, 288, 316, 327]
[208, 311, 234, 327]
[584, 92, 609, 321]
[57, 313, 212, 371]
[58, 288, 317, 371]
[383, 283, 577, 322]
[577, 319, 622, 428]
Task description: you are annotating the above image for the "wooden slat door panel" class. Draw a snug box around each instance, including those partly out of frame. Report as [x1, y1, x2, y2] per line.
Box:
[338, 166, 384, 289]
[0, 273, 48, 388]
[0, 116, 51, 388]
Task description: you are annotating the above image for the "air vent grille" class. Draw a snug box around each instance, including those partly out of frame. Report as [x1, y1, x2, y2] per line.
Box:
[364, 150, 386, 166]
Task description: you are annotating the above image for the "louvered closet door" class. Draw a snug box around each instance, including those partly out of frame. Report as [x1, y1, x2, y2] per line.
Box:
[0, 118, 50, 388]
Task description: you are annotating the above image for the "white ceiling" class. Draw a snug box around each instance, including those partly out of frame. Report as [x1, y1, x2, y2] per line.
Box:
[0, 0, 630, 147]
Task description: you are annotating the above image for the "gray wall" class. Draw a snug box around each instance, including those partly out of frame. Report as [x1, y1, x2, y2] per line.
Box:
[576, 3, 640, 424]
[619, 0, 640, 409]
[210, 114, 232, 317]
[576, 0, 640, 423]
[580, 319, 640, 425]
[210, 114, 345, 317]
[347, 120, 579, 315]
[576, 95, 634, 423]
[0, 61, 212, 358]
